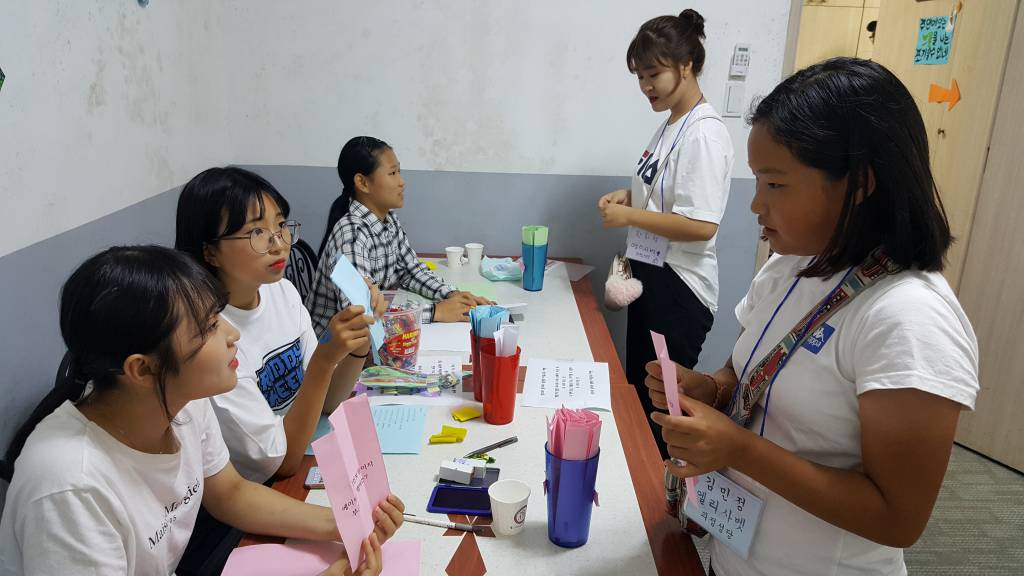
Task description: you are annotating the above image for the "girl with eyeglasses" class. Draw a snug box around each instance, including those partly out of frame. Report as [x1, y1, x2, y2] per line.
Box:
[174, 167, 392, 574]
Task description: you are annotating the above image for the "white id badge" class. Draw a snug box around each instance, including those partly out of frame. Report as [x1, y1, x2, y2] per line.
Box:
[624, 226, 670, 267]
[683, 471, 764, 560]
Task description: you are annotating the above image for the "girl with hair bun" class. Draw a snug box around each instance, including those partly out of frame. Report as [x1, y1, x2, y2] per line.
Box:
[599, 9, 735, 459]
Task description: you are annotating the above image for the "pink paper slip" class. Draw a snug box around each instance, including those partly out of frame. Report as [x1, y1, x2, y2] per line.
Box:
[223, 540, 422, 576]
[650, 330, 697, 505]
[650, 331, 681, 417]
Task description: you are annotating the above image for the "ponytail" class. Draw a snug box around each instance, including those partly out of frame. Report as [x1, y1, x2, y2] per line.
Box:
[319, 136, 392, 257]
[1, 245, 227, 483]
[319, 188, 354, 258]
[1, 354, 90, 482]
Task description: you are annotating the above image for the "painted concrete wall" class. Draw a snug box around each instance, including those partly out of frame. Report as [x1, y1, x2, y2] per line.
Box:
[0, 1, 229, 257]
[2, 0, 790, 257]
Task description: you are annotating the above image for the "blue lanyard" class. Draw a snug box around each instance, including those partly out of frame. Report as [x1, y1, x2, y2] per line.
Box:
[652, 96, 704, 212]
[733, 266, 855, 437]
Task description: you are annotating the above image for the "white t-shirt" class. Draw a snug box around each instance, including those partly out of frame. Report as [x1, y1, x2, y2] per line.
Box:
[711, 254, 979, 576]
[630, 102, 734, 312]
[215, 279, 318, 483]
[0, 400, 229, 576]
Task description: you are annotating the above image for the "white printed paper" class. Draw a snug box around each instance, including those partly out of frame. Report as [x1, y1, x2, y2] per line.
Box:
[522, 358, 611, 411]
[413, 355, 465, 376]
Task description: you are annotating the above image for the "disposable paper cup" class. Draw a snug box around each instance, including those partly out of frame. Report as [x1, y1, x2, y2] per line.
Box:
[465, 243, 484, 270]
[488, 479, 531, 536]
[446, 246, 465, 268]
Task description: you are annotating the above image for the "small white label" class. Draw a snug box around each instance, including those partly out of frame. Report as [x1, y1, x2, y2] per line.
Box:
[625, 226, 670, 267]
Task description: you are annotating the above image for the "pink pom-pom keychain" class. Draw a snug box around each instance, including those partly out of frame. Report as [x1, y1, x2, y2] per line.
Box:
[604, 254, 643, 311]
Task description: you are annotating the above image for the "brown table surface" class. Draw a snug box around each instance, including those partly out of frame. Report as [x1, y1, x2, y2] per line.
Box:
[238, 259, 705, 576]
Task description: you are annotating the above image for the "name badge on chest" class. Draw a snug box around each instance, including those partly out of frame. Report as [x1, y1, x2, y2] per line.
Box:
[624, 226, 670, 267]
[683, 471, 764, 559]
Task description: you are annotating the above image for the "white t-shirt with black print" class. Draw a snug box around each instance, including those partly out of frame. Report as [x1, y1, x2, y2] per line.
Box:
[0, 400, 229, 576]
[629, 102, 734, 312]
[214, 279, 318, 483]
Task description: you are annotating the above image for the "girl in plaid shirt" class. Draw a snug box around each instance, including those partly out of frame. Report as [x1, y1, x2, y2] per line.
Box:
[308, 136, 491, 337]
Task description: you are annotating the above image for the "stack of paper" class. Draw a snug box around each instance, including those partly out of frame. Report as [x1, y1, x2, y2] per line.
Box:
[469, 305, 509, 338]
[547, 407, 602, 460]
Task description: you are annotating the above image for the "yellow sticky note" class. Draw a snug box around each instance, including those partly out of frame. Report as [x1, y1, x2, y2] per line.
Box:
[441, 425, 468, 441]
[429, 434, 458, 444]
[451, 406, 481, 422]
[421, 259, 438, 270]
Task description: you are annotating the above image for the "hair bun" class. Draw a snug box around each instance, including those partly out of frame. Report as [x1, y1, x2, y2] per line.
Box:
[678, 9, 706, 39]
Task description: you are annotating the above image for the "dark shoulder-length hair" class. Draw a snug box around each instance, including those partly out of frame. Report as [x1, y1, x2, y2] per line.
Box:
[175, 166, 291, 276]
[750, 57, 952, 277]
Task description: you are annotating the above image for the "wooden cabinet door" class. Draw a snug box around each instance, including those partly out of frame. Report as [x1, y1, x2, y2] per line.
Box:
[795, 5, 866, 70]
[955, 5, 1024, 473]
[856, 7, 880, 59]
[872, 0, 1018, 291]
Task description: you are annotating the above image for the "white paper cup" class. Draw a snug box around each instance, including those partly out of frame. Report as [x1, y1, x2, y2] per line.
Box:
[465, 242, 484, 270]
[488, 479, 530, 536]
[445, 246, 465, 268]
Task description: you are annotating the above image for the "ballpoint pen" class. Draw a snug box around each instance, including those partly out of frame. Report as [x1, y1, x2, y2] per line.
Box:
[463, 435, 518, 458]
[403, 514, 482, 534]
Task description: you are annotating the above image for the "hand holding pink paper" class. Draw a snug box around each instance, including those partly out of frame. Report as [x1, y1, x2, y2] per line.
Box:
[312, 394, 405, 570]
[650, 331, 698, 505]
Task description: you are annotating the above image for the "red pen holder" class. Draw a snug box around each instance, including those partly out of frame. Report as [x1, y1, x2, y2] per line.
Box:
[480, 339, 521, 425]
[470, 331, 494, 402]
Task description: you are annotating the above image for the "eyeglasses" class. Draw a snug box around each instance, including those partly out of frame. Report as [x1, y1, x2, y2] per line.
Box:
[217, 220, 301, 255]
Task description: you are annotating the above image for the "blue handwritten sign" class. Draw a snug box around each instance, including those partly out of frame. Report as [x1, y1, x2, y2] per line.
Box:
[914, 16, 953, 65]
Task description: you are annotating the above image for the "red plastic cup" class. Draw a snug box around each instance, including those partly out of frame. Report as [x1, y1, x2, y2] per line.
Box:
[480, 339, 521, 425]
[470, 331, 494, 402]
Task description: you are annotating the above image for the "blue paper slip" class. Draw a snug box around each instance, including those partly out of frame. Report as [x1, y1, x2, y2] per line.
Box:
[683, 471, 764, 560]
[370, 405, 427, 454]
[329, 254, 385, 364]
[469, 306, 509, 339]
[305, 414, 333, 456]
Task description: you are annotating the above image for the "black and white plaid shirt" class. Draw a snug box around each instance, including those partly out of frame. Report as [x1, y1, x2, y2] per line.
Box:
[306, 200, 455, 335]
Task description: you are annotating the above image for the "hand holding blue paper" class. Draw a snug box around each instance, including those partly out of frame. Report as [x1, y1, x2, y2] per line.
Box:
[330, 255, 386, 364]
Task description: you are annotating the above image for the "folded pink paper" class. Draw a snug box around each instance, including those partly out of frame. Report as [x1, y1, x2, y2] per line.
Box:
[222, 540, 422, 576]
[312, 394, 391, 567]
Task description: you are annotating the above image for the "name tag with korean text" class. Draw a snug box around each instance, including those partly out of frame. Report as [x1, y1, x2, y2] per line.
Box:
[625, 227, 669, 267]
[684, 471, 764, 559]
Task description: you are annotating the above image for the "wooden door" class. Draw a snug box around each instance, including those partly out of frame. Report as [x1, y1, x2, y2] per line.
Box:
[794, 5, 866, 70]
[856, 7, 880, 59]
[954, 4, 1024, 472]
[872, 0, 1019, 291]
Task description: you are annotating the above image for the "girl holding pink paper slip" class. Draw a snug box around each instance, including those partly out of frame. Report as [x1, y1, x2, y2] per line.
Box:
[0, 246, 405, 576]
[645, 60, 979, 576]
